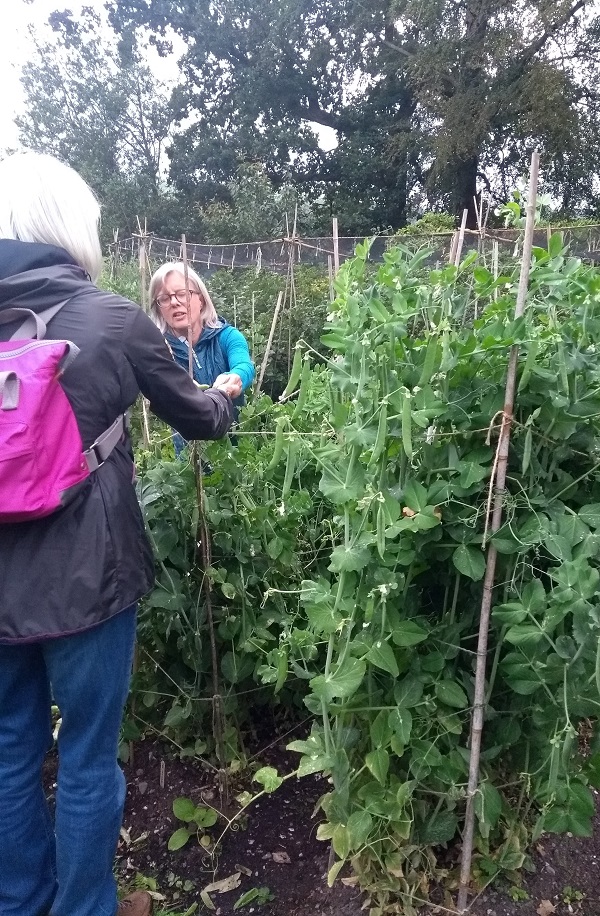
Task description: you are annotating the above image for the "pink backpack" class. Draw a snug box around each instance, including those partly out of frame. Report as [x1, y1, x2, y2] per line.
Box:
[0, 305, 124, 523]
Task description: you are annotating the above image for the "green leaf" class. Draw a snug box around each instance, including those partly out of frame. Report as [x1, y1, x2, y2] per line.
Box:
[370, 709, 392, 747]
[332, 823, 350, 859]
[320, 464, 365, 504]
[421, 809, 459, 845]
[164, 704, 186, 728]
[402, 479, 429, 511]
[504, 624, 544, 646]
[392, 620, 428, 647]
[253, 766, 283, 793]
[394, 675, 424, 706]
[306, 601, 342, 635]
[522, 578, 547, 613]
[233, 888, 272, 910]
[310, 657, 366, 703]
[221, 651, 255, 684]
[266, 536, 284, 559]
[453, 545, 486, 581]
[346, 810, 373, 850]
[220, 582, 236, 600]
[435, 679, 469, 709]
[366, 748, 390, 785]
[194, 807, 218, 828]
[327, 860, 345, 887]
[173, 797, 197, 822]
[168, 827, 191, 851]
[388, 707, 413, 745]
[366, 640, 399, 676]
[474, 783, 502, 839]
[579, 503, 600, 529]
[328, 544, 371, 573]
[492, 602, 527, 625]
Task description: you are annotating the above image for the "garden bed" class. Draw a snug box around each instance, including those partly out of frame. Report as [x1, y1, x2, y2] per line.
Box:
[115, 742, 600, 916]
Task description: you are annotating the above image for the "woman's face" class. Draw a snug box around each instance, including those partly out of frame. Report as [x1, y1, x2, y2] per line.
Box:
[156, 271, 204, 337]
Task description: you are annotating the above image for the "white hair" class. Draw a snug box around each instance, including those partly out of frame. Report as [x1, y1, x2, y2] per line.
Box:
[0, 152, 103, 282]
[149, 262, 220, 332]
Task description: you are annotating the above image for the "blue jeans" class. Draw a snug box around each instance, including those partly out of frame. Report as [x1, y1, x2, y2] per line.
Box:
[0, 606, 137, 916]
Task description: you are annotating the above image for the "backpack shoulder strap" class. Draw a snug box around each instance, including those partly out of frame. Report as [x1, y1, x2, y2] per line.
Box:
[0, 308, 47, 340]
[4, 300, 72, 341]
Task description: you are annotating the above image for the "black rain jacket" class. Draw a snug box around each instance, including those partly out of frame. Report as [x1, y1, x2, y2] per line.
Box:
[0, 240, 233, 643]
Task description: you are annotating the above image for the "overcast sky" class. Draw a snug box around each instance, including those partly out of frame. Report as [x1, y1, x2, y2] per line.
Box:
[0, 0, 337, 153]
[0, 0, 180, 151]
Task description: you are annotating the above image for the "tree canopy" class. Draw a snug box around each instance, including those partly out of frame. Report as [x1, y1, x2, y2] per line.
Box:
[107, 0, 600, 229]
[15, 0, 600, 238]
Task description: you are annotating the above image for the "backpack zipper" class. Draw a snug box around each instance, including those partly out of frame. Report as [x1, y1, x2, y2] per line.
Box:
[0, 340, 64, 359]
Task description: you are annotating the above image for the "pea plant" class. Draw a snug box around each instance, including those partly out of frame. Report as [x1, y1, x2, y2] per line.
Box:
[134, 235, 600, 913]
[280, 238, 600, 912]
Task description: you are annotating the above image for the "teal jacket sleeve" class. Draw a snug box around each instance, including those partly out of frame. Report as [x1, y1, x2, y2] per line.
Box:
[220, 326, 255, 389]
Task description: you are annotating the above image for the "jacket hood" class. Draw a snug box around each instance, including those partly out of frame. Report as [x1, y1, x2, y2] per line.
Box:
[0, 239, 90, 312]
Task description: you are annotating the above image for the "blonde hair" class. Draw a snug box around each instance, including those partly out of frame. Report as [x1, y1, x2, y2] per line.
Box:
[0, 151, 103, 282]
[149, 262, 220, 333]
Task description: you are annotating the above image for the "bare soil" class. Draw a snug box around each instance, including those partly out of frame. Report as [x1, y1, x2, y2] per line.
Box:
[44, 740, 600, 915]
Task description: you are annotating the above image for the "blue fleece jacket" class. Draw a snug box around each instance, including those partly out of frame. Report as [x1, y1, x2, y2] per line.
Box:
[165, 318, 255, 391]
[166, 318, 254, 455]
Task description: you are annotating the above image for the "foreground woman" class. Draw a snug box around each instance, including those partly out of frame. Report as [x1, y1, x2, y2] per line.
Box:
[0, 153, 234, 916]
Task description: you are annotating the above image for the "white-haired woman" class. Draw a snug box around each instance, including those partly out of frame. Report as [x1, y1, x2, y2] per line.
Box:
[149, 263, 255, 452]
[0, 153, 235, 916]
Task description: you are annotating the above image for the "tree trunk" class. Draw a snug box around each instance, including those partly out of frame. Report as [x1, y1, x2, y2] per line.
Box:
[453, 155, 479, 228]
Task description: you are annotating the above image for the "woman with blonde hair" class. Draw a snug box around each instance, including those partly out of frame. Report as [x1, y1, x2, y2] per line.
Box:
[149, 262, 254, 451]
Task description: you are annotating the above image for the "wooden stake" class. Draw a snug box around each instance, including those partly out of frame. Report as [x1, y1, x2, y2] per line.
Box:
[492, 240, 499, 302]
[255, 291, 284, 397]
[453, 209, 469, 266]
[448, 230, 459, 265]
[251, 292, 256, 362]
[332, 217, 340, 275]
[328, 255, 335, 304]
[181, 234, 194, 379]
[457, 150, 540, 914]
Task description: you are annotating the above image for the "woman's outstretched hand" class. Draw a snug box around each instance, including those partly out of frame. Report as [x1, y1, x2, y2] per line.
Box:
[212, 373, 243, 398]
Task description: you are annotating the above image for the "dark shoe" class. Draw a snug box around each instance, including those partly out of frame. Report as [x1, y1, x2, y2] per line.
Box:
[117, 891, 153, 916]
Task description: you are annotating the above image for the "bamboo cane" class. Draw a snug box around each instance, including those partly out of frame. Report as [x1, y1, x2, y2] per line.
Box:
[457, 150, 540, 913]
[180, 237, 229, 800]
[453, 209, 469, 266]
[181, 234, 194, 378]
[328, 254, 335, 304]
[332, 216, 340, 274]
[255, 291, 284, 396]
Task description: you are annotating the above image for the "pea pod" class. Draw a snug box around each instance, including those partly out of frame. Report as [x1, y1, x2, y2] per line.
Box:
[282, 438, 300, 496]
[369, 401, 388, 466]
[280, 345, 303, 399]
[547, 737, 560, 793]
[292, 357, 311, 419]
[266, 417, 286, 473]
[440, 328, 452, 373]
[418, 333, 438, 387]
[557, 341, 569, 397]
[560, 726, 575, 771]
[401, 393, 413, 460]
[518, 339, 538, 392]
[521, 424, 532, 475]
[376, 502, 386, 559]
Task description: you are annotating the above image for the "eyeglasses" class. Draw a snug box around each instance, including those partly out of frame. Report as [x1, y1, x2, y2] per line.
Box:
[155, 289, 200, 309]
